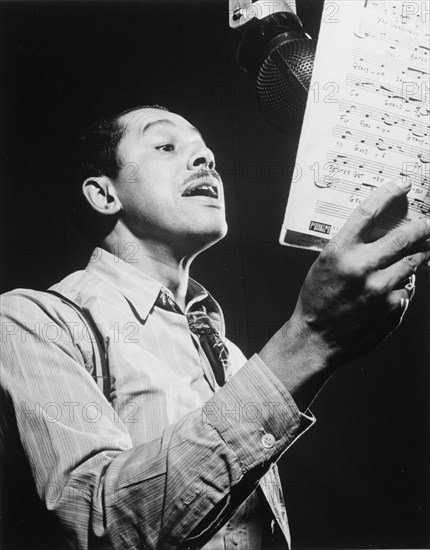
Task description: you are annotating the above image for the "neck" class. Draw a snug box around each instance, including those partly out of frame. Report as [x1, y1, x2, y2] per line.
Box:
[102, 230, 194, 311]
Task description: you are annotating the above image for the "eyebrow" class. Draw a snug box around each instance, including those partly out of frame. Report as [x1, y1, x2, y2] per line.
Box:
[140, 119, 202, 138]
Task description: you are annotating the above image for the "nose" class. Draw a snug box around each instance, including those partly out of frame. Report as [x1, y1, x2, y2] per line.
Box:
[187, 142, 216, 171]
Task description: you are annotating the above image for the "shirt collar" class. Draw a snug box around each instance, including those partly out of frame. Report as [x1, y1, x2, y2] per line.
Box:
[85, 247, 225, 331]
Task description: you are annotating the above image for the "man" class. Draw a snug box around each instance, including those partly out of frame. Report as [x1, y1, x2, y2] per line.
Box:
[1, 105, 429, 550]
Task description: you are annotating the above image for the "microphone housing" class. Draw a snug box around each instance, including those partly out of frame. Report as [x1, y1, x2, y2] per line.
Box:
[236, 10, 316, 133]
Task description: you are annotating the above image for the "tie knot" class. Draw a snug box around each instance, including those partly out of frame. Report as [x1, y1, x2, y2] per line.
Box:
[156, 288, 181, 313]
[187, 310, 218, 335]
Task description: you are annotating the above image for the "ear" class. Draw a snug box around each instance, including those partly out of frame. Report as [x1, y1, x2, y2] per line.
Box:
[82, 176, 122, 215]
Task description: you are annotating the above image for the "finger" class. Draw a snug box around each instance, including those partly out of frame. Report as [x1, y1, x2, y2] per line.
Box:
[407, 237, 430, 257]
[368, 251, 430, 295]
[386, 288, 412, 317]
[338, 177, 411, 244]
[370, 288, 413, 338]
[368, 217, 430, 269]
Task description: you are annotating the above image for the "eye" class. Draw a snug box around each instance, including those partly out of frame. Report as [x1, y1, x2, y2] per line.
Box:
[156, 143, 175, 152]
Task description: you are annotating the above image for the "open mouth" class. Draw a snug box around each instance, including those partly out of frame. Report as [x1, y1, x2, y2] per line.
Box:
[182, 181, 219, 199]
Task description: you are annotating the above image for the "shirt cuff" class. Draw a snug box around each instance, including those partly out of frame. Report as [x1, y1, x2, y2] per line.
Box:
[202, 353, 315, 472]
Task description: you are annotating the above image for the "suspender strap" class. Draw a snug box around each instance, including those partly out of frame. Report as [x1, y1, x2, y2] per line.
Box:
[45, 290, 110, 401]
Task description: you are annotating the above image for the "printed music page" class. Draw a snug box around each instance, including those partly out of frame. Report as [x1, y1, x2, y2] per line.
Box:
[280, 0, 430, 250]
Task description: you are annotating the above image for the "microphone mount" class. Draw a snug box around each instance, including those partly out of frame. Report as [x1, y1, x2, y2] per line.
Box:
[229, 0, 316, 134]
[229, 0, 297, 29]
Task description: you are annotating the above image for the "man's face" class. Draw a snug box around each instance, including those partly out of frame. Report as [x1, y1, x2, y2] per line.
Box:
[113, 108, 227, 256]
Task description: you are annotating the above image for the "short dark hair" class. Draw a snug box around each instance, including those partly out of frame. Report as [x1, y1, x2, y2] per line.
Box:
[78, 103, 169, 181]
[70, 104, 168, 243]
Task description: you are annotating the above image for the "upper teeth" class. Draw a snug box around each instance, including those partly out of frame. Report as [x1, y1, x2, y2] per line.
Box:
[183, 184, 217, 196]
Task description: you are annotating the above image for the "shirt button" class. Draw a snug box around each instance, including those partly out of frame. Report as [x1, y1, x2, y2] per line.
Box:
[261, 433, 276, 448]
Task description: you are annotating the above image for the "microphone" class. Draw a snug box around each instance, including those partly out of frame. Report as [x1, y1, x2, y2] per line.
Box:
[230, 0, 316, 133]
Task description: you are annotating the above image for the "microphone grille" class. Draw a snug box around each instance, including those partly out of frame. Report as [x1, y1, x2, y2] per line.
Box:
[256, 38, 317, 133]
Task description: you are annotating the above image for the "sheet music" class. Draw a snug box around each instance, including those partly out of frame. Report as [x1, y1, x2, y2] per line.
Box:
[280, 0, 430, 250]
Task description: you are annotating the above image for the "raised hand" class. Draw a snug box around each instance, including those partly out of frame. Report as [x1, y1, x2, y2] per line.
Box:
[260, 177, 430, 409]
[293, 177, 430, 366]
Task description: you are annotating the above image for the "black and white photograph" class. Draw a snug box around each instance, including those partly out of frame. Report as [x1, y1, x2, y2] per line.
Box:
[1, 1, 429, 549]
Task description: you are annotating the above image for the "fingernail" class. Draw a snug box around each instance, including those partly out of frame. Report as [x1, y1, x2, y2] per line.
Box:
[396, 175, 412, 190]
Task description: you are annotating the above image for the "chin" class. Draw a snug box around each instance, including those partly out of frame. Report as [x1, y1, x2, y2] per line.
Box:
[190, 222, 228, 254]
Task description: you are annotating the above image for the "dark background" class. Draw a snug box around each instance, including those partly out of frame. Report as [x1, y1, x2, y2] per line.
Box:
[1, 1, 429, 548]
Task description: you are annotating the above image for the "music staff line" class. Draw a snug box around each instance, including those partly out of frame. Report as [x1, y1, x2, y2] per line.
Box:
[352, 48, 429, 77]
[339, 100, 429, 135]
[345, 74, 427, 103]
[327, 149, 429, 185]
[333, 125, 429, 163]
[314, 174, 429, 216]
[346, 73, 410, 98]
[358, 21, 429, 50]
[366, 1, 421, 19]
[315, 199, 405, 231]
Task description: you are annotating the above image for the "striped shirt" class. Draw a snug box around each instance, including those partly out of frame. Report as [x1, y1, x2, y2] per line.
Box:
[0, 247, 314, 549]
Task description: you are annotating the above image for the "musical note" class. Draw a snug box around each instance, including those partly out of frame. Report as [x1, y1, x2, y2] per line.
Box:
[332, 125, 429, 162]
[340, 101, 429, 134]
[352, 48, 428, 76]
[346, 74, 407, 99]
[327, 151, 428, 188]
[410, 197, 430, 215]
[359, 21, 423, 50]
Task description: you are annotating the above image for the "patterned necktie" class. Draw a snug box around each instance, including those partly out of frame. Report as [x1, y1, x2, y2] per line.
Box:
[186, 308, 231, 387]
[156, 288, 231, 387]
